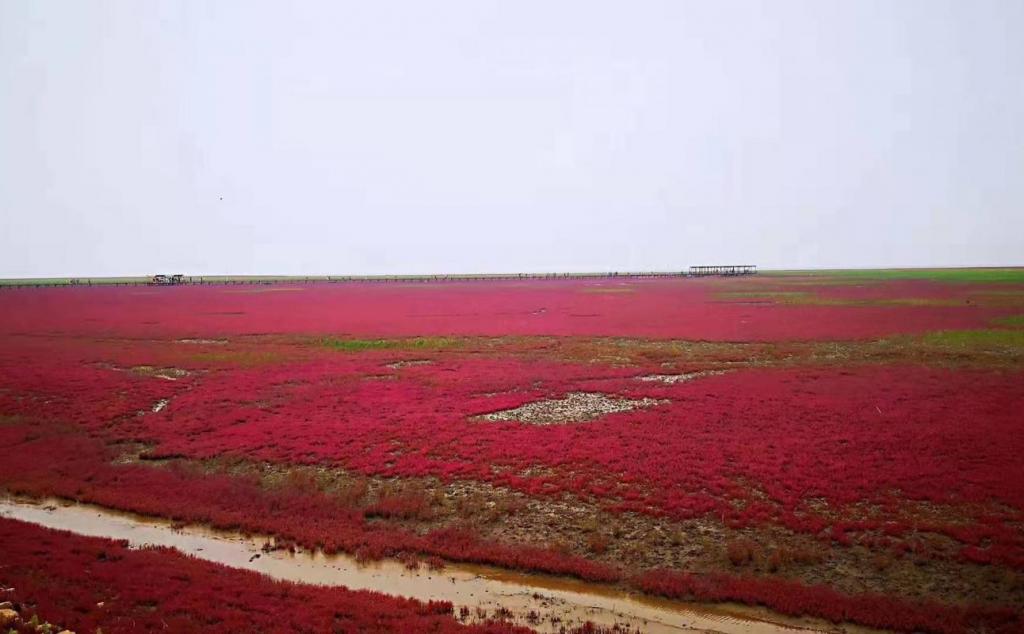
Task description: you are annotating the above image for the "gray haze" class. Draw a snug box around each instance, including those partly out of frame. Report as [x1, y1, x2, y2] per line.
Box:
[1, 1, 1022, 277]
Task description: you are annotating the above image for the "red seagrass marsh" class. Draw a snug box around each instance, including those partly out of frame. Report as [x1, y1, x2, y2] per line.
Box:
[2, 270, 1023, 633]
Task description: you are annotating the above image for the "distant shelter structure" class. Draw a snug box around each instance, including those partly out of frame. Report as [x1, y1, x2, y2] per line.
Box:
[148, 274, 186, 286]
[688, 265, 757, 277]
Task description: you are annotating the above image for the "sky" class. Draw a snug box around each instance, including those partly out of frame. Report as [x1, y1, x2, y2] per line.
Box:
[1, 1, 1022, 277]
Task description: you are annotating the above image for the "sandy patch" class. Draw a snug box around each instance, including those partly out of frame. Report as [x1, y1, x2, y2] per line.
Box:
[95, 362, 193, 381]
[478, 392, 667, 425]
[130, 366, 191, 381]
[385, 360, 434, 369]
[638, 370, 729, 384]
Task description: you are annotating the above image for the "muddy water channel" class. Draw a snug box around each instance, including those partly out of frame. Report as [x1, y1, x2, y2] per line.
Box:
[1, 498, 844, 634]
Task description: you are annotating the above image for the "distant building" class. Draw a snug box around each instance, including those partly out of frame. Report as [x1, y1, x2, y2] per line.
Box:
[149, 274, 186, 286]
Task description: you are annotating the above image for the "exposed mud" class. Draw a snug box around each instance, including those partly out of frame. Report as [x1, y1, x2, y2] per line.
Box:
[131, 366, 190, 381]
[0, 602, 70, 633]
[121, 456, 1024, 610]
[95, 362, 193, 381]
[478, 392, 668, 424]
[386, 359, 435, 369]
[637, 370, 730, 384]
[0, 497, 848, 634]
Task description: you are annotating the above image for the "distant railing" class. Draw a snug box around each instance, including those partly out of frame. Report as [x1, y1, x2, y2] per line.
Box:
[0, 271, 702, 289]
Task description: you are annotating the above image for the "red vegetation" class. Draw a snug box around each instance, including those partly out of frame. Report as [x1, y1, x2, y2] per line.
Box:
[0, 517, 527, 633]
[1, 328, 1023, 568]
[0, 276, 1011, 341]
[0, 277, 1022, 632]
[0, 429, 621, 583]
[635, 569, 1021, 634]
[365, 489, 436, 521]
[5, 506, 1017, 634]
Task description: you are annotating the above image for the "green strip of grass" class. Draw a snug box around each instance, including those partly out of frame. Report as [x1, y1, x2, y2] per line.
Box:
[186, 350, 291, 367]
[0, 413, 25, 425]
[716, 291, 965, 307]
[318, 337, 460, 352]
[766, 268, 1024, 284]
[0, 277, 148, 286]
[993, 315, 1024, 328]
[917, 328, 1024, 349]
[717, 291, 812, 300]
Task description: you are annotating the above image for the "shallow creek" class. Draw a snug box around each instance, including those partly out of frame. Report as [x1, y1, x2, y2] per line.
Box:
[1, 497, 847, 634]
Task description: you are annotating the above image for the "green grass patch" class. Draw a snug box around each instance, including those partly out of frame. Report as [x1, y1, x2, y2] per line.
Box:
[816, 330, 1024, 367]
[188, 350, 289, 367]
[0, 413, 25, 426]
[579, 287, 636, 294]
[969, 291, 1024, 308]
[717, 291, 814, 302]
[0, 277, 147, 286]
[765, 268, 1024, 284]
[875, 297, 966, 307]
[918, 329, 1024, 349]
[716, 291, 962, 307]
[993, 315, 1024, 328]
[318, 337, 460, 352]
[222, 287, 306, 294]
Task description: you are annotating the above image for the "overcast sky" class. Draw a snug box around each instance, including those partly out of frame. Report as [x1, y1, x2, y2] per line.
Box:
[1, 1, 1022, 277]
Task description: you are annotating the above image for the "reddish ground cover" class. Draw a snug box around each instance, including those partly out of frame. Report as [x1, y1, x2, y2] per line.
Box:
[0, 517, 526, 633]
[635, 570, 1020, 634]
[2, 332, 1021, 567]
[1, 275, 1022, 633]
[0, 276, 1013, 341]
[0, 427, 623, 582]
[2, 515, 1018, 634]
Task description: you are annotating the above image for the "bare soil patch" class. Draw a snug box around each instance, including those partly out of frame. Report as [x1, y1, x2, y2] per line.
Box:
[638, 370, 730, 384]
[478, 392, 667, 424]
[385, 359, 434, 369]
[128, 365, 191, 381]
[0, 497, 832, 634]
[115, 455, 1024, 612]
